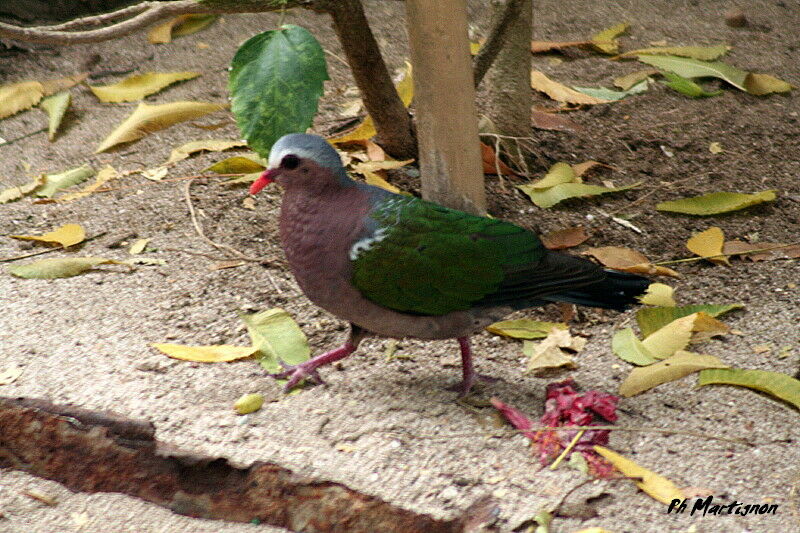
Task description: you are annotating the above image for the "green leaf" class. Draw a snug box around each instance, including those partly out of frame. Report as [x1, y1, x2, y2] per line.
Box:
[656, 190, 777, 215]
[572, 80, 648, 101]
[486, 319, 566, 339]
[662, 72, 722, 98]
[7, 256, 126, 279]
[619, 351, 728, 397]
[619, 45, 730, 61]
[636, 304, 743, 338]
[230, 25, 329, 158]
[698, 368, 800, 410]
[636, 55, 748, 91]
[612, 327, 658, 366]
[518, 181, 641, 208]
[35, 165, 94, 198]
[39, 91, 71, 141]
[239, 308, 310, 373]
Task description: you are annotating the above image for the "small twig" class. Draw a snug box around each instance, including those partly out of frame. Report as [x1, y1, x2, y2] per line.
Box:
[473, 0, 525, 88]
[0, 127, 47, 148]
[323, 48, 350, 67]
[549, 429, 584, 470]
[44, 2, 150, 31]
[0, 232, 107, 263]
[493, 135, 507, 193]
[654, 242, 800, 266]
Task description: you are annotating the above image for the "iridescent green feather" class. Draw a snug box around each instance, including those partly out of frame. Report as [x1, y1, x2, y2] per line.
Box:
[351, 197, 546, 315]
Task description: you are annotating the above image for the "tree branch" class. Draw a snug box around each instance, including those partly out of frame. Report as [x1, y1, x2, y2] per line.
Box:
[472, 0, 524, 88]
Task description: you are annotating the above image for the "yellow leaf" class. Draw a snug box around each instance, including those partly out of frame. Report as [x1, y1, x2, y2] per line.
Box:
[361, 169, 402, 194]
[641, 314, 695, 359]
[10, 223, 86, 248]
[234, 393, 265, 414]
[525, 328, 584, 373]
[7, 257, 128, 279]
[613, 69, 659, 90]
[527, 162, 577, 189]
[350, 160, 414, 195]
[0, 81, 44, 119]
[638, 283, 676, 307]
[39, 73, 88, 96]
[150, 343, 257, 362]
[617, 45, 730, 61]
[96, 101, 227, 153]
[129, 238, 150, 255]
[166, 138, 247, 164]
[57, 165, 119, 203]
[687, 226, 728, 265]
[690, 312, 730, 342]
[148, 14, 217, 44]
[206, 154, 266, 174]
[619, 351, 728, 397]
[39, 91, 71, 141]
[590, 22, 629, 54]
[90, 71, 200, 103]
[531, 71, 611, 105]
[594, 446, 685, 504]
[330, 62, 413, 144]
[0, 174, 46, 204]
[486, 320, 567, 339]
[657, 190, 777, 215]
[708, 142, 723, 154]
[584, 246, 681, 278]
[743, 73, 793, 95]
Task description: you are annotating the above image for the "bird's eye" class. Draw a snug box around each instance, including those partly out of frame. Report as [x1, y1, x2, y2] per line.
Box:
[281, 154, 300, 170]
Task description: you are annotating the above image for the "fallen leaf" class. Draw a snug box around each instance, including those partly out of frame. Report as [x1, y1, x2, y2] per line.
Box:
[148, 14, 217, 44]
[613, 68, 660, 90]
[486, 319, 567, 339]
[36, 165, 94, 198]
[206, 154, 266, 174]
[619, 351, 728, 397]
[525, 338, 576, 373]
[723, 240, 799, 261]
[656, 190, 777, 215]
[636, 55, 747, 90]
[480, 142, 517, 175]
[698, 368, 800, 410]
[0, 366, 23, 385]
[526, 162, 575, 189]
[583, 246, 680, 278]
[541, 226, 589, 250]
[39, 91, 71, 141]
[166, 138, 247, 164]
[531, 109, 583, 132]
[709, 142, 723, 153]
[10, 223, 86, 248]
[519, 182, 640, 208]
[24, 489, 58, 506]
[612, 327, 658, 366]
[590, 22, 629, 54]
[0, 174, 46, 204]
[530, 40, 591, 53]
[240, 308, 311, 373]
[572, 161, 610, 177]
[687, 226, 728, 265]
[242, 197, 256, 210]
[639, 283, 676, 306]
[0, 80, 44, 119]
[141, 166, 169, 181]
[90, 72, 200, 103]
[129, 238, 150, 255]
[96, 101, 227, 153]
[636, 304, 743, 338]
[743, 73, 792, 95]
[364, 140, 386, 161]
[640, 314, 695, 358]
[330, 62, 413, 144]
[40, 73, 88, 96]
[752, 344, 771, 354]
[619, 45, 730, 61]
[593, 446, 685, 504]
[234, 393, 265, 414]
[688, 312, 730, 342]
[57, 165, 119, 203]
[572, 80, 648, 101]
[531, 71, 611, 105]
[151, 343, 256, 362]
[350, 160, 413, 194]
[7, 257, 128, 279]
[662, 72, 723, 98]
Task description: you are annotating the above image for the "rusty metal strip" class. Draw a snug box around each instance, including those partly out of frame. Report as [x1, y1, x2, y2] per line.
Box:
[0, 396, 496, 532]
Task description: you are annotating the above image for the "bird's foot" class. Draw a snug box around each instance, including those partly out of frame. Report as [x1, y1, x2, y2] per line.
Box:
[269, 341, 358, 393]
[448, 372, 499, 397]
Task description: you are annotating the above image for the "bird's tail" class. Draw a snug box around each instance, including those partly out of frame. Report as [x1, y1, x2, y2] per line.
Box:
[542, 270, 650, 311]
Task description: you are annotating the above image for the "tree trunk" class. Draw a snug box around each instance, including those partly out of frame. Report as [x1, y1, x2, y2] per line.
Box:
[405, 0, 486, 215]
[327, 0, 417, 160]
[482, 0, 532, 138]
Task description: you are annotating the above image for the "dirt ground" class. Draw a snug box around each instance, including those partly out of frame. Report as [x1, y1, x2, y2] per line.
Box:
[1, 1, 799, 532]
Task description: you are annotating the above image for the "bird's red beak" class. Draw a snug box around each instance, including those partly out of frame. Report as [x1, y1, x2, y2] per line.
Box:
[249, 168, 279, 195]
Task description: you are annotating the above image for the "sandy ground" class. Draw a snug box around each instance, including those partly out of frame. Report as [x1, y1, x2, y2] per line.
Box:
[1, 1, 799, 532]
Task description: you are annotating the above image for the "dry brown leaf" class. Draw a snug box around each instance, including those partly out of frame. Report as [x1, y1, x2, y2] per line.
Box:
[572, 160, 610, 177]
[541, 226, 589, 250]
[723, 240, 800, 262]
[687, 226, 728, 265]
[40, 73, 88, 96]
[584, 246, 681, 278]
[480, 142, 517, 175]
[531, 109, 583, 132]
[531, 71, 611, 105]
[148, 14, 216, 44]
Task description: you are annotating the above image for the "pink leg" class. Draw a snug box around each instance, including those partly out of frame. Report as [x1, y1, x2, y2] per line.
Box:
[271, 342, 357, 392]
[458, 336, 476, 396]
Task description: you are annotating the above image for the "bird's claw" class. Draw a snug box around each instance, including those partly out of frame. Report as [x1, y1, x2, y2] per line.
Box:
[270, 359, 325, 392]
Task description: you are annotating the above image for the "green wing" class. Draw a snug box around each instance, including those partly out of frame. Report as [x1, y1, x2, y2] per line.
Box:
[351, 196, 547, 315]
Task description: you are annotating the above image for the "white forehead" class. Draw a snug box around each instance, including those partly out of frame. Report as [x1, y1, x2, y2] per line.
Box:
[267, 146, 317, 169]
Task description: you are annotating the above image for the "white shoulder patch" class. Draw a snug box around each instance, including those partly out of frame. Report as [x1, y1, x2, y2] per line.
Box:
[349, 228, 388, 261]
